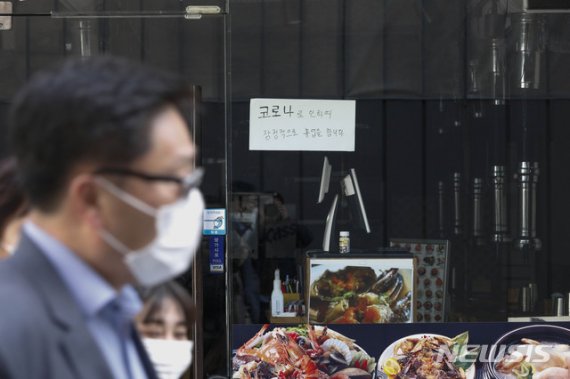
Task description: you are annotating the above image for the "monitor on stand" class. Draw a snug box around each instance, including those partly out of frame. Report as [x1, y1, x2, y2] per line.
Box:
[317, 156, 331, 204]
[341, 168, 371, 234]
[322, 194, 339, 252]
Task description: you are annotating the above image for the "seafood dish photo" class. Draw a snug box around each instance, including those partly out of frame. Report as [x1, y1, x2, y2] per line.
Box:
[309, 265, 413, 324]
[486, 325, 570, 379]
[232, 324, 376, 379]
[377, 332, 477, 379]
[493, 338, 570, 379]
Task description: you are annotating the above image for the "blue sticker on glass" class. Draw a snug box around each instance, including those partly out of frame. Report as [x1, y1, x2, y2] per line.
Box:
[209, 235, 224, 274]
[203, 208, 226, 235]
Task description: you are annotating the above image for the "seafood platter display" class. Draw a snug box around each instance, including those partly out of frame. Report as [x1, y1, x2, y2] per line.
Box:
[232, 324, 376, 379]
[307, 256, 415, 324]
[486, 324, 570, 379]
[390, 239, 449, 323]
[376, 332, 476, 379]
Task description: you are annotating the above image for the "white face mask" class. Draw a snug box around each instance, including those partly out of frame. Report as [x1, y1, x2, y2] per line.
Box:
[143, 338, 193, 379]
[96, 177, 205, 287]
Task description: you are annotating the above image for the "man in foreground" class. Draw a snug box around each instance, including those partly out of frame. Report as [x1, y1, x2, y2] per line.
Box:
[0, 56, 204, 379]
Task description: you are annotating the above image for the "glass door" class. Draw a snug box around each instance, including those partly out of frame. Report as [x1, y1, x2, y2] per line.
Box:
[0, 1, 229, 377]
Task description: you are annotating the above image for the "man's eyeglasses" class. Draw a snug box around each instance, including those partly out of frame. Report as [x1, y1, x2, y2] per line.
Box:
[94, 166, 204, 197]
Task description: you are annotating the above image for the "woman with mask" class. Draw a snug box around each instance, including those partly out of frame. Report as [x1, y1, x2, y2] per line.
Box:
[136, 281, 195, 379]
[0, 157, 28, 258]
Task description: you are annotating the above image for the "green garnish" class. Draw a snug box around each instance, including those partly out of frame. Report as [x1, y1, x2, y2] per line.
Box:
[285, 326, 309, 337]
[451, 331, 469, 346]
[513, 361, 533, 379]
[451, 332, 477, 372]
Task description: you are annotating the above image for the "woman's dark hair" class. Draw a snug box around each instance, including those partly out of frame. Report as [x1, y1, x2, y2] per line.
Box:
[138, 281, 195, 334]
[8, 55, 193, 212]
[0, 157, 28, 239]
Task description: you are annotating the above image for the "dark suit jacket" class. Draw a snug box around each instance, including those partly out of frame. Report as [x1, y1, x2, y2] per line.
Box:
[0, 234, 158, 379]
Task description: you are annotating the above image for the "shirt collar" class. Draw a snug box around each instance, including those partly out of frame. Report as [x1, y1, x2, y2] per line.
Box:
[23, 222, 142, 319]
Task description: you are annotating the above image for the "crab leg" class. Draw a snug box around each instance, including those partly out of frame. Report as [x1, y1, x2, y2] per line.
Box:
[238, 324, 269, 355]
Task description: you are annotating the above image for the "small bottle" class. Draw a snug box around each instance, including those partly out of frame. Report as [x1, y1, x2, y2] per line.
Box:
[271, 269, 284, 316]
[339, 231, 350, 254]
[556, 297, 565, 317]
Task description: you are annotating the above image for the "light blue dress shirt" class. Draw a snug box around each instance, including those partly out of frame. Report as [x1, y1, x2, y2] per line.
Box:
[24, 222, 148, 379]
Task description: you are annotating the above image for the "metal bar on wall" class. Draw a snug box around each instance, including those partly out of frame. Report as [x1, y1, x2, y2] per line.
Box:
[139, 0, 144, 61]
[25, 16, 30, 79]
[298, 0, 304, 230]
[191, 85, 204, 379]
[50, 7, 225, 19]
[340, 0, 346, 98]
[51, 10, 186, 18]
[545, 99, 552, 300]
[420, 0, 426, 239]
[223, 4, 232, 377]
[380, 0, 387, 246]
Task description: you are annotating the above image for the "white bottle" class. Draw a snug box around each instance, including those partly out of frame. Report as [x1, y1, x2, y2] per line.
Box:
[271, 269, 284, 317]
[339, 231, 350, 254]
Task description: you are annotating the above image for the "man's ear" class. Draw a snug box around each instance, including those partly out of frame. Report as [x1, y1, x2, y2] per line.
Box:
[69, 174, 103, 228]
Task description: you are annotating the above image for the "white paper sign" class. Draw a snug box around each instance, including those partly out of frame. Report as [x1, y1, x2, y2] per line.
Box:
[249, 98, 356, 151]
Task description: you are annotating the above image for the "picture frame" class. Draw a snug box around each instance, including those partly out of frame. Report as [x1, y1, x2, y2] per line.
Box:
[389, 239, 450, 323]
[306, 251, 415, 324]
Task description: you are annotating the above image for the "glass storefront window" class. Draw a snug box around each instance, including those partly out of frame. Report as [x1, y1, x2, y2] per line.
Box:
[229, 0, 570, 329]
[4, 0, 570, 377]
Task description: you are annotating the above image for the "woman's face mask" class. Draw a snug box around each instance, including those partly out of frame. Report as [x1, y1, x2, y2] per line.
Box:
[142, 338, 193, 379]
[95, 173, 205, 287]
[1, 213, 27, 256]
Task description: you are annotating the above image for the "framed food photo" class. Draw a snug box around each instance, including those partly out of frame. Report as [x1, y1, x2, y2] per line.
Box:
[306, 252, 415, 324]
[389, 239, 449, 323]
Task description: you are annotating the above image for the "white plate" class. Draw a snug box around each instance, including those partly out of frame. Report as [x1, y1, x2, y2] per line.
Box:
[232, 326, 376, 378]
[376, 333, 476, 379]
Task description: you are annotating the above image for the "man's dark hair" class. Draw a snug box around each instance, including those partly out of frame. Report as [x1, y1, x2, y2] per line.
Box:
[8, 55, 193, 211]
[0, 157, 28, 238]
